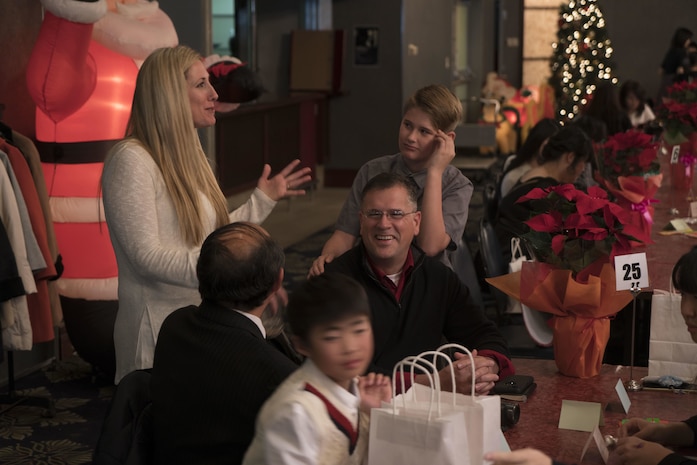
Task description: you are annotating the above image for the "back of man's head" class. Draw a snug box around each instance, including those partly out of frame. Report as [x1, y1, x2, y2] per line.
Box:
[197, 222, 284, 311]
[403, 84, 463, 132]
[286, 273, 371, 344]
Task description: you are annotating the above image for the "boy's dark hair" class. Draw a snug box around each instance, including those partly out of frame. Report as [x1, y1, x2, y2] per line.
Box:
[539, 125, 593, 169]
[672, 246, 697, 295]
[197, 222, 284, 311]
[287, 273, 371, 343]
[403, 84, 463, 132]
[360, 172, 418, 207]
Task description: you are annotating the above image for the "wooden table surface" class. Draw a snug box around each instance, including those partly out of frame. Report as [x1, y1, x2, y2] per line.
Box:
[505, 358, 697, 464]
[646, 156, 697, 291]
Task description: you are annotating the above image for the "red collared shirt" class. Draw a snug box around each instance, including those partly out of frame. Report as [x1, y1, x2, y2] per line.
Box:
[367, 249, 415, 301]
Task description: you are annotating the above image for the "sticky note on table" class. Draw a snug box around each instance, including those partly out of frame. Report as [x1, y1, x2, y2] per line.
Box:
[558, 399, 602, 432]
[670, 219, 693, 233]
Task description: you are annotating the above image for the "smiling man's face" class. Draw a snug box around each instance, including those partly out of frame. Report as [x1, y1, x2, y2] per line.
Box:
[359, 185, 421, 275]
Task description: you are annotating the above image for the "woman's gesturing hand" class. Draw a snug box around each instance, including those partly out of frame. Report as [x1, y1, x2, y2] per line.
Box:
[256, 159, 312, 201]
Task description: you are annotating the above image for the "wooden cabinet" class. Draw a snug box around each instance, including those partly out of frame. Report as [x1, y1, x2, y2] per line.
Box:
[214, 94, 326, 195]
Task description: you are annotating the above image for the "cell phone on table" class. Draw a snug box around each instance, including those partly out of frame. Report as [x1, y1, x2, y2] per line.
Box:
[492, 374, 535, 395]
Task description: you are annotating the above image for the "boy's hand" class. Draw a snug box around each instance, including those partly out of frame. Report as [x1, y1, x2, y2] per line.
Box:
[358, 373, 392, 412]
[484, 448, 552, 465]
[614, 437, 672, 465]
[308, 254, 334, 277]
[619, 418, 665, 442]
[426, 130, 456, 174]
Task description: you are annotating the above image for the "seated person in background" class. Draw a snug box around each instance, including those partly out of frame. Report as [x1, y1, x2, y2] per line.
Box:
[484, 246, 697, 465]
[495, 125, 592, 262]
[582, 80, 632, 136]
[498, 118, 561, 199]
[309, 84, 473, 276]
[325, 172, 514, 395]
[151, 222, 298, 465]
[243, 273, 392, 465]
[570, 114, 607, 190]
[620, 80, 656, 128]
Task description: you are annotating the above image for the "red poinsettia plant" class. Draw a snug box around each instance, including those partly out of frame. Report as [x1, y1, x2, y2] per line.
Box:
[658, 80, 697, 145]
[597, 130, 660, 181]
[517, 183, 650, 282]
[487, 183, 648, 378]
[595, 130, 662, 238]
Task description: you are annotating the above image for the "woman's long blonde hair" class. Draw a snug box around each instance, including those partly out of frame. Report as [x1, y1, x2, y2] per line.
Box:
[120, 45, 228, 246]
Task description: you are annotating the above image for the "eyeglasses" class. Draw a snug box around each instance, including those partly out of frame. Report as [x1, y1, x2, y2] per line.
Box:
[362, 209, 418, 221]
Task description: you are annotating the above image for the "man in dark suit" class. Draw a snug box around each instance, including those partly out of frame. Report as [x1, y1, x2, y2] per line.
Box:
[151, 222, 298, 465]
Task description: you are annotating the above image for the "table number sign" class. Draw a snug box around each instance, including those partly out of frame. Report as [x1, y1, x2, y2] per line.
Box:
[671, 145, 680, 164]
[580, 426, 610, 464]
[615, 378, 631, 413]
[614, 253, 649, 291]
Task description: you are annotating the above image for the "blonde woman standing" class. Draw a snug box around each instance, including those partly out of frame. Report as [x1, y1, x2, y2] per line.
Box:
[102, 46, 310, 383]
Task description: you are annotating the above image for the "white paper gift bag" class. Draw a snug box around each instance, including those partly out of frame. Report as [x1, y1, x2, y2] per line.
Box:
[435, 344, 501, 459]
[369, 357, 471, 465]
[649, 290, 697, 382]
[507, 238, 526, 314]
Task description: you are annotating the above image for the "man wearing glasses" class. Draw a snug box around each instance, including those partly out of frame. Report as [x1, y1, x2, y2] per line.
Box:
[325, 173, 514, 395]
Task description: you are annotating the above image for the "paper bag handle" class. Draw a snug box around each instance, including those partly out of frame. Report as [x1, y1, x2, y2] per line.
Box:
[436, 343, 476, 397]
[414, 351, 457, 406]
[392, 358, 441, 419]
[511, 237, 523, 260]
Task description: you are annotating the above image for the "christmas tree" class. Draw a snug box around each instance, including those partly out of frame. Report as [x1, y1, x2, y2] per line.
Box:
[549, 0, 616, 121]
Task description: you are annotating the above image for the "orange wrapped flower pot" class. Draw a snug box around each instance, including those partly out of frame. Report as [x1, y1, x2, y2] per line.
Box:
[487, 261, 633, 378]
[550, 315, 610, 378]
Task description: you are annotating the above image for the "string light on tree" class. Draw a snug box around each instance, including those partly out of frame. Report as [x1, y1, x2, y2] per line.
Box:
[549, 0, 617, 121]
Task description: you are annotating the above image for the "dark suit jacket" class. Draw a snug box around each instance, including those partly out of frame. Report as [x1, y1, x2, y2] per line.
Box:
[151, 299, 298, 465]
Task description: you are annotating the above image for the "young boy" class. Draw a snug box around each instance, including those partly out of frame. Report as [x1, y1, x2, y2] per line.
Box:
[242, 273, 391, 465]
[309, 84, 472, 276]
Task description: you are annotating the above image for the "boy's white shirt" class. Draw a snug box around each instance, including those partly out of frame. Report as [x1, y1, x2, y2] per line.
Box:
[261, 359, 361, 465]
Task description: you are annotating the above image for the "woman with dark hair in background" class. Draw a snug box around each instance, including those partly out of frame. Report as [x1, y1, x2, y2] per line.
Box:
[658, 27, 694, 99]
[571, 114, 607, 189]
[498, 118, 562, 199]
[620, 80, 656, 128]
[494, 125, 593, 261]
[582, 80, 631, 136]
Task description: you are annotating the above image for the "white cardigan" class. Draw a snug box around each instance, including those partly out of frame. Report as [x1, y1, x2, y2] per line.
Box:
[102, 140, 276, 383]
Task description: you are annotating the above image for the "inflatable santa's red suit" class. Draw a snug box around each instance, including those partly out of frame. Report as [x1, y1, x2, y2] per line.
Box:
[26, 0, 178, 380]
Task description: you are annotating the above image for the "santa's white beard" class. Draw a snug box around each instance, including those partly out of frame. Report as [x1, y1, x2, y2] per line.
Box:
[93, 0, 178, 62]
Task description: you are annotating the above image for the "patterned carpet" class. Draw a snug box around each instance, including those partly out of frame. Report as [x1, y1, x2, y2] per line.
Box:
[0, 357, 113, 463]
[282, 226, 334, 293]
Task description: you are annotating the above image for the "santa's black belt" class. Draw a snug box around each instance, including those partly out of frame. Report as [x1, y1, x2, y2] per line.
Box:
[36, 139, 119, 164]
